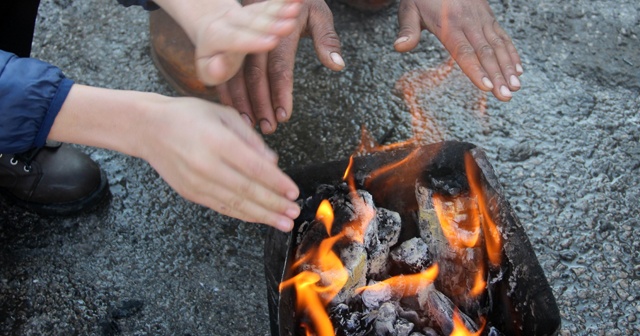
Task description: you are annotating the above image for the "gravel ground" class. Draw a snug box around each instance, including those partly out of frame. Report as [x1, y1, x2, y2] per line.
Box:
[0, 0, 638, 335]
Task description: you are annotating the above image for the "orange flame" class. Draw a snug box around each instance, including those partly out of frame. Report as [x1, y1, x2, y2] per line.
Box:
[316, 200, 334, 236]
[470, 263, 486, 297]
[354, 125, 419, 156]
[356, 263, 439, 297]
[280, 162, 380, 336]
[280, 200, 348, 336]
[343, 155, 358, 195]
[432, 194, 482, 248]
[464, 153, 502, 266]
[450, 309, 485, 336]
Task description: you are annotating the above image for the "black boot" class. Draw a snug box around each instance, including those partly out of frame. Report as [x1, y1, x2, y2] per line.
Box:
[0, 141, 110, 215]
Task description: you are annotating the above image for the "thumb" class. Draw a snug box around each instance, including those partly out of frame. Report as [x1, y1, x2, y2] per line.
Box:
[394, 0, 422, 53]
[197, 52, 245, 86]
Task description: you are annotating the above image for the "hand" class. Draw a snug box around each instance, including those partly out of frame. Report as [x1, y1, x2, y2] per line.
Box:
[51, 85, 300, 231]
[216, 0, 345, 134]
[155, 0, 302, 86]
[139, 97, 301, 231]
[394, 0, 523, 101]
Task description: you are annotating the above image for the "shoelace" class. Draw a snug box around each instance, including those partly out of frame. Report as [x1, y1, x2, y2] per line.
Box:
[0, 147, 43, 173]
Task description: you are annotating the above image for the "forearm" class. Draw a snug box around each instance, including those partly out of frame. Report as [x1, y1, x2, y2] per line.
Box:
[48, 84, 166, 159]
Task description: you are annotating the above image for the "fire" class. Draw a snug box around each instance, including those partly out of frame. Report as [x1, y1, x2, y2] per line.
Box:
[464, 152, 502, 266]
[281, 51, 503, 334]
[316, 200, 334, 235]
[356, 263, 439, 297]
[280, 200, 348, 336]
[432, 193, 482, 248]
[430, 153, 502, 257]
[426, 151, 502, 310]
[470, 263, 487, 297]
[280, 161, 379, 335]
[450, 309, 485, 336]
[342, 156, 358, 196]
[354, 125, 419, 156]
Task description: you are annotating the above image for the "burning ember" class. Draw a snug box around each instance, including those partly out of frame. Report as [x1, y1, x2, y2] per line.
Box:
[266, 142, 561, 336]
[278, 147, 512, 336]
[265, 60, 559, 336]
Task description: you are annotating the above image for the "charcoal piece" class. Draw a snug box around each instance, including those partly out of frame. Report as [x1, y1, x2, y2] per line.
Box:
[330, 303, 368, 336]
[376, 208, 402, 247]
[416, 284, 478, 335]
[416, 183, 486, 314]
[389, 237, 432, 275]
[397, 306, 427, 329]
[373, 302, 397, 335]
[487, 326, 506, 336]
[315, 183, 342, 198]
[421, 327, 439, 336]
[331, 190, 379, 247]
[394, 318, 415, 336]
[366, 207, 401, 280]
[366, 242, 390, 280]
[295, 219, 329, 259]
[427, 174, 464, 196]
[360, 280, 393, 309]
[333, 243, 368, 305]
[409, 333, 426, 336]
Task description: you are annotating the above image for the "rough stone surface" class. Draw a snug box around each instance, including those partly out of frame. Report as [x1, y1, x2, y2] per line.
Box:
[0, 0, 638, 335]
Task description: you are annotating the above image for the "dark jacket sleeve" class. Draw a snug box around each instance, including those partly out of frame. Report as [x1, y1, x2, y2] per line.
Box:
[116, 0, 159, 10]
[0, 50, 74, 154]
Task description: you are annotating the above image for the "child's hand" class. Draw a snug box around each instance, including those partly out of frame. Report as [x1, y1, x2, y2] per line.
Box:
[155, 0, 301, 86]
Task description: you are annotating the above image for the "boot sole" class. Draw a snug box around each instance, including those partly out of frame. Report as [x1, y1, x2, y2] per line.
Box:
[0, 169, 111, 216]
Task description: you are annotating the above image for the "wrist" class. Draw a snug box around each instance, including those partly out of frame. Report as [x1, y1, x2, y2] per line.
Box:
[49, 85, 169, 160]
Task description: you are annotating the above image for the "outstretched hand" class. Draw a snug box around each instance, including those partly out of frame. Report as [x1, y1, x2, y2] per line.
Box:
[216, 0, 344, 134]
[51, 85, 301, 232]
[155, 0, 302, 86]
[394, 0, 523, 101]
[141, 97, 301, 231]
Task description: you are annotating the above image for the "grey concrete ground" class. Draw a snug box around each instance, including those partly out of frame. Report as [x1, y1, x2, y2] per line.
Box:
[1, 0, 638, 335]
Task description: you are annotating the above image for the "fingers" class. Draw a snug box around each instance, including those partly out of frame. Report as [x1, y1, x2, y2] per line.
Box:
[225, 0, 302, 38]
[451, 22, 521, 101]
[218, 0, 343, 134]
[208, 109, 300, 230]
[185, 139, 298, 232]
[494, 22, 523, 75]
[216, 43, 297, 132]
[200, 184, 298, 232]
[307, 1, 344, 71]
[394, 0, 422, 52]
[198, 157, 299, 232]
[268, 35, 300, 124]
[143, 97, 299, 231]
[396, 0, 523, 102]
[244, 53, 279, 134]
[193, 0, 302, 86]
[217, 69, 256, 126]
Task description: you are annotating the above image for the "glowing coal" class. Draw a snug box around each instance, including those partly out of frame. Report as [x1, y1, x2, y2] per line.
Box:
[265, 142, 561, 336]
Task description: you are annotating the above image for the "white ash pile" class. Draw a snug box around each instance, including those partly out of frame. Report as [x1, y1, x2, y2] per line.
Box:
[290, 182, 503, 336]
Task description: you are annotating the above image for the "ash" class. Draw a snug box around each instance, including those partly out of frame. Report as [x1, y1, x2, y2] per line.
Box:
[293, 183, 503, 336]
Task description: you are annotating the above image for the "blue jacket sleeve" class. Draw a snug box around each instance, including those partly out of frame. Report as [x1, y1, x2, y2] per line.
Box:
[116, 0, 159, 10]
[0, 50, 74, 154]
